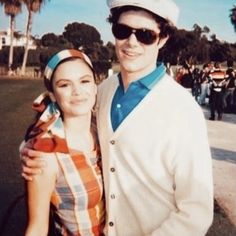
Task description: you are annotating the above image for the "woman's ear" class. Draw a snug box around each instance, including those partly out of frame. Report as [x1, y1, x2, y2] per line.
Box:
[157, 35, 169, 50]
[48, 92, 56, 102]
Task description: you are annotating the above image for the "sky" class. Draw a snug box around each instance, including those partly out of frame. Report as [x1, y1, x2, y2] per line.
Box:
[0, 0, 235, 44]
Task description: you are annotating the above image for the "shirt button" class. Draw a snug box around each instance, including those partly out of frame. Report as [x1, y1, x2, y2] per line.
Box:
[117, 104, 121, 108]
[110, 167, 115, 172]
[110, 140, 115, 145]
[111, 194, 115, 199]
[109, 221, 114, 227]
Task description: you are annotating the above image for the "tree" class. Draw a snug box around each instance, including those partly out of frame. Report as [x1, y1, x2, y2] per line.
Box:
[230, 5, 236, 32]
[21, 0, 49, 75]
[63, 22, 102, 49]
[106, 41, 117, 62]
[159, 23, 213, 65]
[41, 33, 58, 47]
[193, 24, 210, 38]
[41, 33, 73, 48]
[209, 37, 232, 62]
[0, 0, 21, 74]
[83, 42, 112, 79]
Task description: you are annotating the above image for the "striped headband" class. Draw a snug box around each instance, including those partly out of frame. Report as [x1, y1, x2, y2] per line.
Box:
[44, 49, 93, 81]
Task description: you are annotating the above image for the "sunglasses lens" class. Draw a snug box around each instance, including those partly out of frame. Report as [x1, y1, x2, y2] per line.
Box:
[136, 30, 157, 45]
[112, 24, 132, 40]
[112, 24, 157, 45]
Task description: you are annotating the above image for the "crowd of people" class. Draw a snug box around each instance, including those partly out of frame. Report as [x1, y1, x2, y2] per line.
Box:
[174, 61, 236, 120]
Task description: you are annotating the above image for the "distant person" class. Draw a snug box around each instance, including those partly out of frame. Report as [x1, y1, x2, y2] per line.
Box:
[209, 62, 226, 120]
[21, 0, 213, 235]
[199, 63, 211, 106]
[24, 49, 105, 236]
[192, 67, 202, 102]
[180, 64, 194, 93]
[223, 67, 236, 112]
[175, 66, 185, 84]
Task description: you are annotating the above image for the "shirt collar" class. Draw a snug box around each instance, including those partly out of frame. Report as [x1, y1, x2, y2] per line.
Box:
[118, 62, 166, 91]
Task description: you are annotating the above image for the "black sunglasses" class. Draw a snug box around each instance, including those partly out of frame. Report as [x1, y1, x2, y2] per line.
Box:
[112, 23, 158, 45]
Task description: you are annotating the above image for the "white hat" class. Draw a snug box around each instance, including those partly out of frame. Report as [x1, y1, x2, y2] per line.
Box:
[107, 0, 179, 26]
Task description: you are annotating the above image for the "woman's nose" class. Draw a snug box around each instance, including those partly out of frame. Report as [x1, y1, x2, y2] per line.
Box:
[72, 84, 81, 95]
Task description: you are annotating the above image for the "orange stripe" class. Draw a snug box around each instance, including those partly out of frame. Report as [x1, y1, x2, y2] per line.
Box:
[33, 135, 68, 153]
[70, 49, 83, 59]
[71, 152, 102, 234]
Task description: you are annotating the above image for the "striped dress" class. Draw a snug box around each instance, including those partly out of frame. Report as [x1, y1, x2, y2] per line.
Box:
[27, 93, 105, 236]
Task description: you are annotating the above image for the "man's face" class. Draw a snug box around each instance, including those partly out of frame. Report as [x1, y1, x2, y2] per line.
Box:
[114, 10, 166, 78]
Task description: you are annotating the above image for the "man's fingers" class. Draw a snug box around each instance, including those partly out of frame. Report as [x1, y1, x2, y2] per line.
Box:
[20, 144, 46, 181]
[22, 165, 43, 175]
[21, 173, 33, 181]
[21, 147, 44, 158]
[22, 156, 45, 168]
[21, 157, 44, 181]
[27, 149, 45, 158]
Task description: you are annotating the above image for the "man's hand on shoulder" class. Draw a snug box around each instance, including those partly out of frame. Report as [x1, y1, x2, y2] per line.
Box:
[20, 146, 46, 181]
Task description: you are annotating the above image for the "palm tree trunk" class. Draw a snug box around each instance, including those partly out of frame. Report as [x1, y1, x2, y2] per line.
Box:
[21, 10, 33, 75]
[230, 6, 236, 32]
[8, 15, 15, 75]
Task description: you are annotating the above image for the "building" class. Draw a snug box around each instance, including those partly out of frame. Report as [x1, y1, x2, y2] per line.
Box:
[0, 29, 37, 50]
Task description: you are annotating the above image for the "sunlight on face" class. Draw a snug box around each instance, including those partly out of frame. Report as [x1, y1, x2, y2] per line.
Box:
[115, 10, 162, 78]
[51, 59, 97, 118]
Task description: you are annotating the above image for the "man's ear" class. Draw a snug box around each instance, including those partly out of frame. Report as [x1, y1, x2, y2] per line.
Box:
[48, 92, 56, 102]
[157, 35, 169, 50]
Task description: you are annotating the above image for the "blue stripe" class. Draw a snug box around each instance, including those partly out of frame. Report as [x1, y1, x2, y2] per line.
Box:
[47, 53, 61, 71]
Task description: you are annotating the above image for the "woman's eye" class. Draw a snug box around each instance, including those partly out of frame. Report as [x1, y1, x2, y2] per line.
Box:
[58, 83, 69, 87]
[80, 75, 94, 83]
[81, 79, 91, 83]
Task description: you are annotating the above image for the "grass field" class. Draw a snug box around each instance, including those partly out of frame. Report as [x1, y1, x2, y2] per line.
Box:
[0, 78, 44, 181]
[0, 77, 235, 236]
[0, 78, 44, 236]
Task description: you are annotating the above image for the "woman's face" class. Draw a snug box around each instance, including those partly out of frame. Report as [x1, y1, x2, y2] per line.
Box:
[51, 59, 97, 118]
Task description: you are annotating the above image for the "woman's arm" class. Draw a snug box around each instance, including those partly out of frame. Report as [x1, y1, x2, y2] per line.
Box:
[25, 154, 58, 236]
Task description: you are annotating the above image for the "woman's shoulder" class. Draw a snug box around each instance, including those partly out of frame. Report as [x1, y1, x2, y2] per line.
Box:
[37, 152, 58, 181]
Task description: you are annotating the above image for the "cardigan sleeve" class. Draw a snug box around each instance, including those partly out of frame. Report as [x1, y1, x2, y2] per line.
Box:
[150, 106, 214, 236]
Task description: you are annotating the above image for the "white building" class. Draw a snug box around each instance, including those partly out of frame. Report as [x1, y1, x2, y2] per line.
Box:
[0, 29, 37, 50]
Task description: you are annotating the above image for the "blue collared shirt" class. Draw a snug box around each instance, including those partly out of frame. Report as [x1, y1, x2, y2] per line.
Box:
[111, 62, 166, 131]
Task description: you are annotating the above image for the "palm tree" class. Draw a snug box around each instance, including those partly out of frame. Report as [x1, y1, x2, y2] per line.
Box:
[0, 0, 22, 74]
[21, 0, 49, 75]
[230, 5, 236, 32]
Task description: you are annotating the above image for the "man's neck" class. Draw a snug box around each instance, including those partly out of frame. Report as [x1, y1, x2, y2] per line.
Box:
[120, 63, 157, 91]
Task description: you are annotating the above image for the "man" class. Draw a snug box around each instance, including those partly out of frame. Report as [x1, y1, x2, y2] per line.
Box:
[208, 62, 226, 120]
[199, 63, 211, 106]
[22, 0, 213, 235]
[222, 66, 235, 112]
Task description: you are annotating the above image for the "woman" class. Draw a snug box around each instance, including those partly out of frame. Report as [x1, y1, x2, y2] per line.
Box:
[24, 49, 105, 236]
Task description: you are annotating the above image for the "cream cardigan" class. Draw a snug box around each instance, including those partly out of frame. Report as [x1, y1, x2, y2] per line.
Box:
[97, 73, 213, 236]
